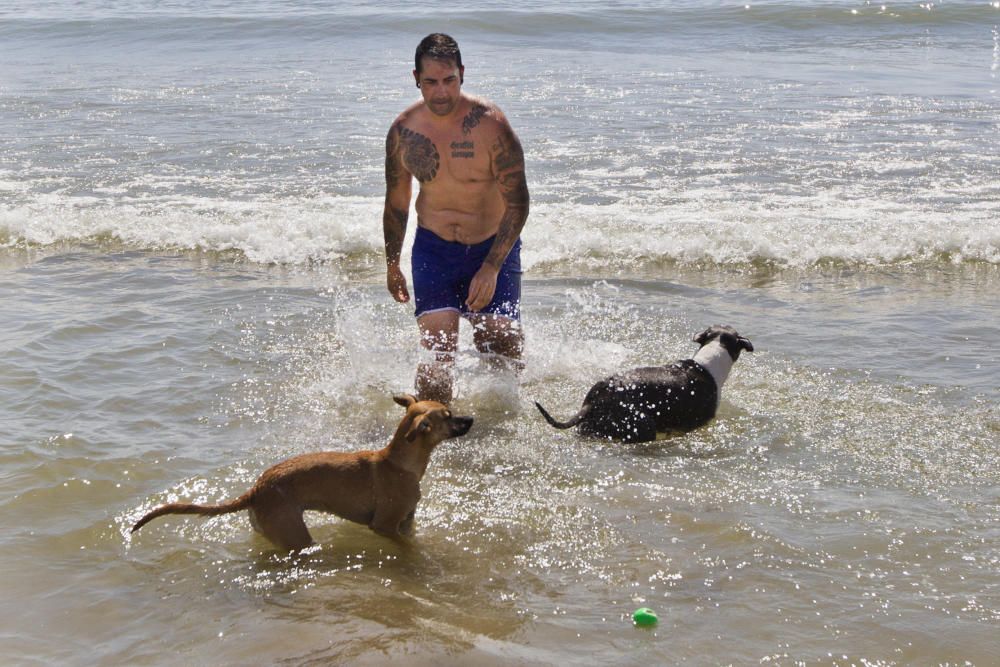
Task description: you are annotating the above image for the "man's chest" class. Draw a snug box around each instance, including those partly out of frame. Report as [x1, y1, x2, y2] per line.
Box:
[400, 125, 492, 184]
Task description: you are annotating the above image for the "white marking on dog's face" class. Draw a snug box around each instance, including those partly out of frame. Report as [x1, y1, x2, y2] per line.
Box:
[693, 339, 736, 389]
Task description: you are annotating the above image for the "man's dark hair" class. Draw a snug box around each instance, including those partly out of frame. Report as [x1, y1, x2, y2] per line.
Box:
[415, 33, 463, 79]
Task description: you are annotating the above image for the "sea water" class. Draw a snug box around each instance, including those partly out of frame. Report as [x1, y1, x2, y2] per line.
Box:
[1, 1, 998, 664]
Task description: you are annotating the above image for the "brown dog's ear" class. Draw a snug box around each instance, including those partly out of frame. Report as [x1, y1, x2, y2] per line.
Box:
[393, 393, 418, 409]
[405, 417, 432, 442]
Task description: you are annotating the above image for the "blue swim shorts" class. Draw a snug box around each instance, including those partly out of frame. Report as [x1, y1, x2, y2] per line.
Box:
[412, 226, 522, 320]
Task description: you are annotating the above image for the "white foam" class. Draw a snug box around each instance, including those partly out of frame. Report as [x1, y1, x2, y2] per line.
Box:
[519, 194, 1000, 270]
[1, 187, 997, 268]
[0, 194, 388, 265]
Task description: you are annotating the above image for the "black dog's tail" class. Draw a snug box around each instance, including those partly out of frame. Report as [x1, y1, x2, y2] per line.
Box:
[131, 491, 253, 533]
[534, 401, 589, 430]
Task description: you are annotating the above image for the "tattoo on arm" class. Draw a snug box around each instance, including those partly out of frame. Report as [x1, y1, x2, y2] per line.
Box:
[384, 122, 411, 266]
[383, 204, 408, 266]
[385, 123, 403, 190]
[492, 128, 524, 173]
[399, 126, 439, 182]
[485, 126, 530, 269]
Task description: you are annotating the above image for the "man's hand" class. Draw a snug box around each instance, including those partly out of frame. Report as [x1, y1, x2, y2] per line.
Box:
[465, 264, 499, 312]
[387, 264, 410, 303]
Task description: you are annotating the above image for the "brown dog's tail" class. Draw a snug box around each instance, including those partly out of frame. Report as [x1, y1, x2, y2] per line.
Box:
[131, 491, 253, 533]
[534, 401, 588, 430]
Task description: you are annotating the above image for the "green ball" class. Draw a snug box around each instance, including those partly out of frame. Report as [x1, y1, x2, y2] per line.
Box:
[632, 607, 658, 626]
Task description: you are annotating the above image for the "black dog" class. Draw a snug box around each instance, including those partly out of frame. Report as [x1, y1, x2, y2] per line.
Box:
[535, 325, 753, 443]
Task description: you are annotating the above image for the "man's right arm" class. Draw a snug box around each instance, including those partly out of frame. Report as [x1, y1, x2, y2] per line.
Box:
[383, 122, 412, 303]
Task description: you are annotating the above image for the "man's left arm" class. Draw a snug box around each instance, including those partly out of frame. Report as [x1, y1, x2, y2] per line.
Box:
[465, 120, 530, 311]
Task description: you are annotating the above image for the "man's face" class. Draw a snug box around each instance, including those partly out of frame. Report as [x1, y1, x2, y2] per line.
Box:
[413, 57, 464, 117]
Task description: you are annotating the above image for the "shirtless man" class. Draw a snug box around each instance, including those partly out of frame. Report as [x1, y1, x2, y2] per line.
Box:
[383, 34, 529, 403]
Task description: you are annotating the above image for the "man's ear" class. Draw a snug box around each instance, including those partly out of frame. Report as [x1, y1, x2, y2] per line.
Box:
[394, 393, 418, 409]
[405, 417, 432, 442]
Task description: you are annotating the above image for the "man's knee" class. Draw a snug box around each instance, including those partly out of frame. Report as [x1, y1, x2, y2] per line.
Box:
[418, 313, 460, 354]
[472, 317, 523, 358]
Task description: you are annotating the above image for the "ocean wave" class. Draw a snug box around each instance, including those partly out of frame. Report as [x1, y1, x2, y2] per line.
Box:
[528, 200, 1000, 269]
[0, 195, 379, 265]
[2, 193, 996, 270]
[2, 2, 996, 48]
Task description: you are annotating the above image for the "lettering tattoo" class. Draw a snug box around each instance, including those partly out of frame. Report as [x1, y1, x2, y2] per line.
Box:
[399, 126, 439, 182]
[451, 140, 474, 159]
[461, 103, 488, 135]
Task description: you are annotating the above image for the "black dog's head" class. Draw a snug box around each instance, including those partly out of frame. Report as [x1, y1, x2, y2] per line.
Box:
[693, 325, 754, 361]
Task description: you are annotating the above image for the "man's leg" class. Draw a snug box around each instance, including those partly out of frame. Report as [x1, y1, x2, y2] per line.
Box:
[416, 310, 460, 403]
[468, 314, 524, 371]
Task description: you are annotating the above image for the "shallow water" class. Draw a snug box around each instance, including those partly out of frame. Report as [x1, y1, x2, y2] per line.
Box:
[1, 250, 997, 665]
[2, 0, 999, 664]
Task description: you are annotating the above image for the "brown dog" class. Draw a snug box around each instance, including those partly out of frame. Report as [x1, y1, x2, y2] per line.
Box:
[131, 394, 473, 551]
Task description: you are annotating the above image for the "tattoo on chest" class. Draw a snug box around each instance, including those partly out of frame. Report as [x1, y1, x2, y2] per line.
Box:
[451, 140, 474, 159]
[461, 103, 488, 135]
[399, 126, 439, 182]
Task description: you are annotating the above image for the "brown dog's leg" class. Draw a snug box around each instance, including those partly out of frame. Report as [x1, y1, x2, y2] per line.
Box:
[369, 506, 411, 539]
[398, 509, 416, 536]
[251, 502, 314, 551]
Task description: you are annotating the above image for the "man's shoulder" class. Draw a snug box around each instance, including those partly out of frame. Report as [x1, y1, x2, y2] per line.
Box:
[389, 101, 425, 131]
[464, 95, 508, 122]
[460, 95, 513, 136]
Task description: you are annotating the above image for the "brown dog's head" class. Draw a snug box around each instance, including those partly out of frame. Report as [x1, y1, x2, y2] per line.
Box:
[393, 394, 474, 444]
